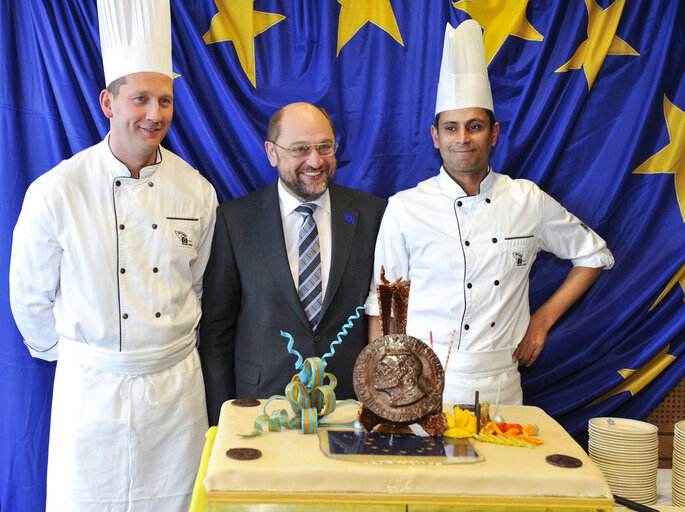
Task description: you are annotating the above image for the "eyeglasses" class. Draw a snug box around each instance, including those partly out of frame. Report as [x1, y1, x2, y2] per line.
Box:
[269, 141, 339, 158]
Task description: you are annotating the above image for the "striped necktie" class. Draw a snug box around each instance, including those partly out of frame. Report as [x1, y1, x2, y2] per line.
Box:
[295, 203, 322, 329]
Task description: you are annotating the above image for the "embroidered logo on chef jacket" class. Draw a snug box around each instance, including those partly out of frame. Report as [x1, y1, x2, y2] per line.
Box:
[511, 251, 527, 268]
[168, 217, 199, 248]
[174, 230, 193, 247]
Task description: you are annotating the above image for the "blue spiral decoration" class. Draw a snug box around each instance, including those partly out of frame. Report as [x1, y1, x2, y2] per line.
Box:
[321, 305, 366, 366]
[280, 330, 304, 373]
[241, 310, 365, 437]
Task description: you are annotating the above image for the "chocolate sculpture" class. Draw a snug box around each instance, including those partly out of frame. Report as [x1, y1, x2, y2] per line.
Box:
[353, 267, 447, 435]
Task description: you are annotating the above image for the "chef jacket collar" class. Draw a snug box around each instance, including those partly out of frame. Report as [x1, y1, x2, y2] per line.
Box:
[102, 132, 162, 180]
[437, 165, 495, 198]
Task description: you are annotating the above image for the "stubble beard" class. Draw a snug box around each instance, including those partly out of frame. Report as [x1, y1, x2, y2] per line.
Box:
[282, 168, 331, 202]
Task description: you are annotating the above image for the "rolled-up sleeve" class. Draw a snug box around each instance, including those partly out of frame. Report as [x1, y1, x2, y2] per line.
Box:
[537, 189, 614, 270]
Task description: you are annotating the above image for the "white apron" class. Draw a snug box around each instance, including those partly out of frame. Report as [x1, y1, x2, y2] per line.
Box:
[46, 335, 208, 512]
[442, 347, 522, 406]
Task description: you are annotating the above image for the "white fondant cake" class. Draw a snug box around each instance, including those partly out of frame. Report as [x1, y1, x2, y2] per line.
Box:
[204, 401, 613, 508]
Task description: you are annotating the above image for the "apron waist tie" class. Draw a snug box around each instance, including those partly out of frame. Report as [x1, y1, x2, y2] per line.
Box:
[120, 375, 161, 512]
[119, 375, 160, 407]
[446, 346, 517, 376]
[58, 332, 196, 375]
[440, 347, 523, 406]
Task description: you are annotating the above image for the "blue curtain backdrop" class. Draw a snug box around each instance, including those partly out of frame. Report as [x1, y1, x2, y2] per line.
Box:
[1, 0, 684, 509]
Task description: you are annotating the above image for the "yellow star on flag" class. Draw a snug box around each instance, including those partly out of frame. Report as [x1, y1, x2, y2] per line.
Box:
[337, 0, 404, 57]
[586, 344, 676, 407]
[555, 0, 638, 90]
[634, 95, 685, 222]
[649, 262, 685, 311]
[634, 96, 685, 310]
[452, 0, 543, 65]
[203, 0, 285, 88]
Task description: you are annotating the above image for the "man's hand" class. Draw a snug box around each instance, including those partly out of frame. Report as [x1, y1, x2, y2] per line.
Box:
[513, 311, 550, 366]
[512, 266, 604, 367]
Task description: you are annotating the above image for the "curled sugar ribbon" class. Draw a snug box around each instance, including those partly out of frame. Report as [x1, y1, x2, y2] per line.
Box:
[321, 305, 366, 362]
[241, 307, 365, 437]
[242, 358, 350, 436]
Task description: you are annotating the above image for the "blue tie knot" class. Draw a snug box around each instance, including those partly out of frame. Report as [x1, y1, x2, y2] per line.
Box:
[296, 203, 316, 217]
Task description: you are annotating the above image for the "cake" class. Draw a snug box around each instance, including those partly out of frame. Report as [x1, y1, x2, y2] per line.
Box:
[203, 400, 613, 509]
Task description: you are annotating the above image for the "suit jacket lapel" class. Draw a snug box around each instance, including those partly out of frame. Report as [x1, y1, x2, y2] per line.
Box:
[258, 181, 311, 329]
[321, 183, 358, 320]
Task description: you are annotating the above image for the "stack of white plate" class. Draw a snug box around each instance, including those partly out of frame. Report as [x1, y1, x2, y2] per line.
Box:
[588, 417, 658, 505]
[672, 420, 685, 506]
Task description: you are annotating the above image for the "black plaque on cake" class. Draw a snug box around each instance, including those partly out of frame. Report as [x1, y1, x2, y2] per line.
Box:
[320, 428, 483, 464]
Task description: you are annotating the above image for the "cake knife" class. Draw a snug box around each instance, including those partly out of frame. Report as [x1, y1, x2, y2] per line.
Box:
[613, 494, 659, 512]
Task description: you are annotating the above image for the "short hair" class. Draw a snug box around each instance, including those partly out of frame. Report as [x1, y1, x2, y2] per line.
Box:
[434, 109, 495, 129]
[106, 76, 128, 98]
[267, 104, 337, 142]
[384, 351, 422, 381]
[399, 352, 422, 381]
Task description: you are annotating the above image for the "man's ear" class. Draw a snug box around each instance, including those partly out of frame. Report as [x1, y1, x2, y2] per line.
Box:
[99, 89, 114, 119]
[264, 141, 278, 167]
[490, 121, 500, 147]
[430, 124, 440, 149]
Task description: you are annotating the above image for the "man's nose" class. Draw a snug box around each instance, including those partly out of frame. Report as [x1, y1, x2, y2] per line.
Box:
[456, 126, 470, 143]
[306, 147, 324, 167]
[147, 101, 162, 122]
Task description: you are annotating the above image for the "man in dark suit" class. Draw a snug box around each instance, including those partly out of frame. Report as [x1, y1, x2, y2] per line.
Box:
[200, 102, 386, 424]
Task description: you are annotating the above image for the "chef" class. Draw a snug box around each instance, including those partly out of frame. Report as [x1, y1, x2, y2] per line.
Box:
[9, 0, 217, 510]
[365, 20, 613, 405]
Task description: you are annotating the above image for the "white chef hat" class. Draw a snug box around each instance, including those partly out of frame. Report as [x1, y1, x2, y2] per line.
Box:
[434, 20, 493, 115]
[98, 0, 173, 87]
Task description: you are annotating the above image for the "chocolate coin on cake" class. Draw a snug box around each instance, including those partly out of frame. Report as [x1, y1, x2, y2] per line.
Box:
[231, 398, 261, 408]
[226, 447, 262, 461]
[353, 334, 444, 424]
[546, 454, 582, 468]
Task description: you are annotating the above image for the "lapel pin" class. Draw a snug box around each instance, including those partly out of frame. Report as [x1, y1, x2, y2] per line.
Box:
[344, 213, 355, 224]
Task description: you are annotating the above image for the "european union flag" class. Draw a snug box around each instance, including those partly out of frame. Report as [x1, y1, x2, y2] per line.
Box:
[1, 1, 683, 509]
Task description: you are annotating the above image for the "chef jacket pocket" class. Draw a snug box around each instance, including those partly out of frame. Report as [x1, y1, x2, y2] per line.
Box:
[166, 217, 199, 249]
[503, 235, 535, 270]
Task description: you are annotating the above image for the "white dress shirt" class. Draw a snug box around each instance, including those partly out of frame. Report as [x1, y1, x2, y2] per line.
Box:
[278, 179, 332, 299]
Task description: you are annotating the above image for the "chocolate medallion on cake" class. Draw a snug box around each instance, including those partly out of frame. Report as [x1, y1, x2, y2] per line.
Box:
[226, 447, 262, 460]
[353, 334, 445, 424]
[231, 398, 261, 408]
[546, 454, 582, 468]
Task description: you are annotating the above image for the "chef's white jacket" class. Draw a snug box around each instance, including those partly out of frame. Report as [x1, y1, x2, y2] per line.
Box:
[9, 136, 218, 511]
[366, 168, 613, 405]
